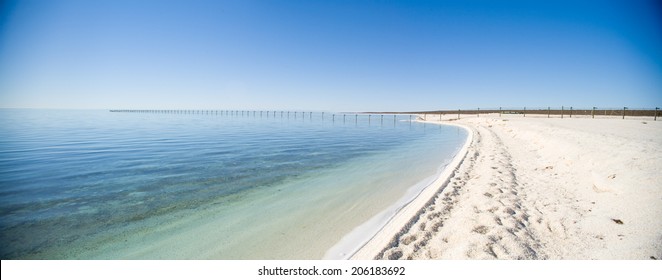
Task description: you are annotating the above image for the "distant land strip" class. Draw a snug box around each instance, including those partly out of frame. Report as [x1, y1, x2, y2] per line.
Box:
[367, 107, 659, 118]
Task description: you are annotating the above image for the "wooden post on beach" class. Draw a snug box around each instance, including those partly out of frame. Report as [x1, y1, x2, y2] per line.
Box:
[332, 114, 335, 122]
[381, 114, 383, 125]
[570, 106, 573, 118]
[409, 114, 412, 122]
[561, 106, 564, 119]
[547, 107, 550, 118]
[439, 113, 442, 121]
[622, 107, 627, 119]
[394, 115, 397, 126]
[457, 109, 460, 119]
[355, 114, 358, 124]
[477, 108, 480, 117]
[343, 114, 346, 123]
[655, 107, 659, 121]
[368, 114, 371, 125]
[499, 107, 502, 117]
[592, 107, 596, 118]
[523, 107, 526, 117]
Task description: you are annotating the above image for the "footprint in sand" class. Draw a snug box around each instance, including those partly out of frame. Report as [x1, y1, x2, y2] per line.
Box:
[473, 225, 489, 234]
[386, 250, 403, 260]
[431, 221, 444, 232]
[504, 208, 516, 215]
[401, 234, 417, 245]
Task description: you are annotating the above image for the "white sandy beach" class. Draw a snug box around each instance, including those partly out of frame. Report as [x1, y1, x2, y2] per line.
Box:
[352, 114, 662, 260]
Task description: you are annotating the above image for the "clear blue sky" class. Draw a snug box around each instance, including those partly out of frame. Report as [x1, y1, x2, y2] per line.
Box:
[1, 0, 661, 111]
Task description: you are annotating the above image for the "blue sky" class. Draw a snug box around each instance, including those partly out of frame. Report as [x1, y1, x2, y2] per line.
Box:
[1, 0, 660, 111]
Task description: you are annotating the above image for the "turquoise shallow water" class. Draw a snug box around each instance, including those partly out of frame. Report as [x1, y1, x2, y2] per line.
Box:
[0, 109, 467, 259]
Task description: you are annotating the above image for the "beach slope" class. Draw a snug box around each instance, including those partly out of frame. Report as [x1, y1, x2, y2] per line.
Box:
[354, 115, 662, 260]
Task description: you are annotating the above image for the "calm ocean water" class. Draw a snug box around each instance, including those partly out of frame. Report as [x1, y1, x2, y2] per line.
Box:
[0, 109, 467, 259]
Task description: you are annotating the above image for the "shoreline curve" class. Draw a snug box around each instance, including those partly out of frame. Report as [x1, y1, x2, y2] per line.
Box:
[327, 120, 474, 260]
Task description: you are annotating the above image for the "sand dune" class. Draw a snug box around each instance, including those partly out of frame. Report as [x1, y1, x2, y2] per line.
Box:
[353, 114, 662, 260]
